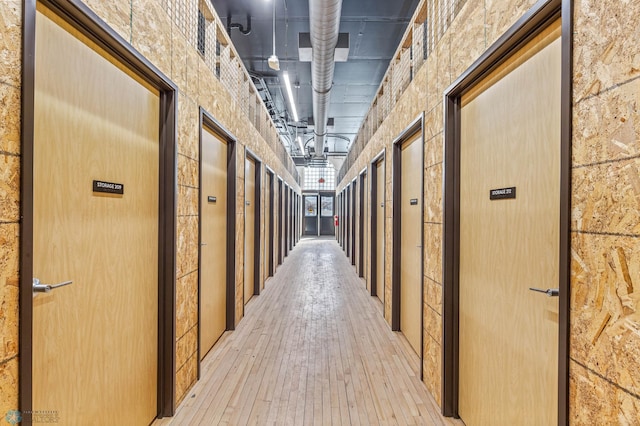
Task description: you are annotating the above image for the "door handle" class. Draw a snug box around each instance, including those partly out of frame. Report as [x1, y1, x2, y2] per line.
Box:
[33, 278, 73, 294]
[529, 287, 559, 297]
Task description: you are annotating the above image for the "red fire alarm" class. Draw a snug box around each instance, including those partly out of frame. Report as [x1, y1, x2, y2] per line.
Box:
[318, 177, 325, 183]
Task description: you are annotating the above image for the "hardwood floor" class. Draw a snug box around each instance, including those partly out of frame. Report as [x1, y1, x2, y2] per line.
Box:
[156, 237, 462, 426]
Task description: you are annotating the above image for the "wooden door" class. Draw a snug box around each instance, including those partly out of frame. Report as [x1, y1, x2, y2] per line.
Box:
[458, 22, 561, 425]
[244, 157, 256, 305]
[363, 174, 368, 287]
[264, 173, 272, 283]
[200, 127, 228, 358]
[33, 7, 158, 423]
[400, 133, 423, 355]
[376, 161, 385, 305]
[355, 183, 361, 273]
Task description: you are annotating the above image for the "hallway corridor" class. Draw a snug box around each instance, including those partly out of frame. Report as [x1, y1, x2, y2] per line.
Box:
[156, 238, 460, 425]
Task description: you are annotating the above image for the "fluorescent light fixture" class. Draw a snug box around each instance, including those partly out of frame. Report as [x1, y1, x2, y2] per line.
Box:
[283, 71, 298, 122]
[297, 136, 304, 154]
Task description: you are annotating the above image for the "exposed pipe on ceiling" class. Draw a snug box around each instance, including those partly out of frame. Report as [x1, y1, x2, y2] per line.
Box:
[308, 0, 343, 158]
[227, 14, 252, 35]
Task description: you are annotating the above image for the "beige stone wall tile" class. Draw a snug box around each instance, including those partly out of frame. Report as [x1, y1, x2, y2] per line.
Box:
[425, 276, 443, 313]
[570, 232, 640, 399]
[424, 304, 442, 345]
[0, 83, 20, 155]
[175, 271, 198, 338]
[425, 55, 438, 111]
[186, 45, 201, 100]
[424, 222, 443, 285]
[572, 158, 640, 235]
[171, 27, 189, 90]
[0, 1, 22, 88]
[178, 94, 199, 160]
[0, 231, 18, 360]
[198, 58, 218, 111]
[0, 223, 18, 284]
[131, 0, 172, 78]
[449, 0, 486, 81]
[423, 102, 443, 142]
[175, 352, 197, 405]
[178, 153, 199, 188]
[484, 0, 537, 49]
[570, 360, 640, 425]
[84, 0, 131, 43]
[423, 333, 441, 406]
[424, 163, 443, 223]
[178, 184, 198, 217]
[176, 215, 198, 279]
[424, 110, 444, 168]
[0, 153, 19, 222]
[0, 357, 18, 417]
[573, 0, 640, 102]
[573, 78, 640, 166]
[434, 31, 451, 99]
[176, 325, 197, 370]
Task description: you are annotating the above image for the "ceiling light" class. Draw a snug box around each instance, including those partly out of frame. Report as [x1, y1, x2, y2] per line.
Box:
[268, 54, 280, 70]
[297, 136, 304, 154]
[283, 71, 298, 122]
[268, 0, 279, 70]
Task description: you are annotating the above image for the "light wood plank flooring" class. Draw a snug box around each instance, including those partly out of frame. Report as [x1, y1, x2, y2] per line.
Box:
[156, 237, 462, 425]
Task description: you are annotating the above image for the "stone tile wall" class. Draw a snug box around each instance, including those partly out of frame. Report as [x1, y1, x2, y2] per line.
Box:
[0, 0, 300, 411]
[337, 0, 640, 420]
[0, 0, 22, 418]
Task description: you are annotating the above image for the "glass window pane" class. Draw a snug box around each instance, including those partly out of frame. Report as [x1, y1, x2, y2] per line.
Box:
[305, 196, 318, 216]
[320, 197, 334, 216]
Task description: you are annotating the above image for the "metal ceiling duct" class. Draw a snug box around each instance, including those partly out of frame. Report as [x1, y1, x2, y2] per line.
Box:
[309, 0, 343, 158]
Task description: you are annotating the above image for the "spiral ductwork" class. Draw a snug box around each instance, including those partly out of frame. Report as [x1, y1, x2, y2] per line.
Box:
[309, 0, 342, 157]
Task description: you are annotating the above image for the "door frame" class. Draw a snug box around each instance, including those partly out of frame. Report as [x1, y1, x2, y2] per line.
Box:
[370, 149, 385, 298]
[198, 109, 238, 373]
[265, 167, 275, 277]
[350, 179, 357, 266]
[20, 0, 178, 417]
[284, 184, 290, 257]
[358, 168, 367, 278]
[244, 148, 262, 299]
[277, 177, 284, 265]
[442, 0, 572, 420]
[391, 115, 425, 379]
[302, 192, 320, 236]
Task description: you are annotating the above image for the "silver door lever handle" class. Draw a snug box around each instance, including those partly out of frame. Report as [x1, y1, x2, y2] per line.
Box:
[33, 278, 73, 293]
[529, 287, 559, 297]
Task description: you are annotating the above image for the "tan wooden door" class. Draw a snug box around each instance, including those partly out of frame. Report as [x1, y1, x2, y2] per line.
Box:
[376, 161, 385, 305]
[32, 6, 158, 424]
[363, 174, 369, 290]
[264, 173, 272, 286]
[244, 157, 256, 305]
[458, 21, 561, 425]
[200, 127, 228, 359]
[400, 133, 423, 355]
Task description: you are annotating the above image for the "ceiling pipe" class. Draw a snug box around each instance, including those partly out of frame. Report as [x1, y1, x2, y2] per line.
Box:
[308, 0, 342, 158]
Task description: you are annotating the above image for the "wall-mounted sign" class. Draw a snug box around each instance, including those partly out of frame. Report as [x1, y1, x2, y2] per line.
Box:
[490, 187, 516, 200]
[208, 196, 217, 203]
[410, 198, 419, 205]
[93, 180, 123, 195]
